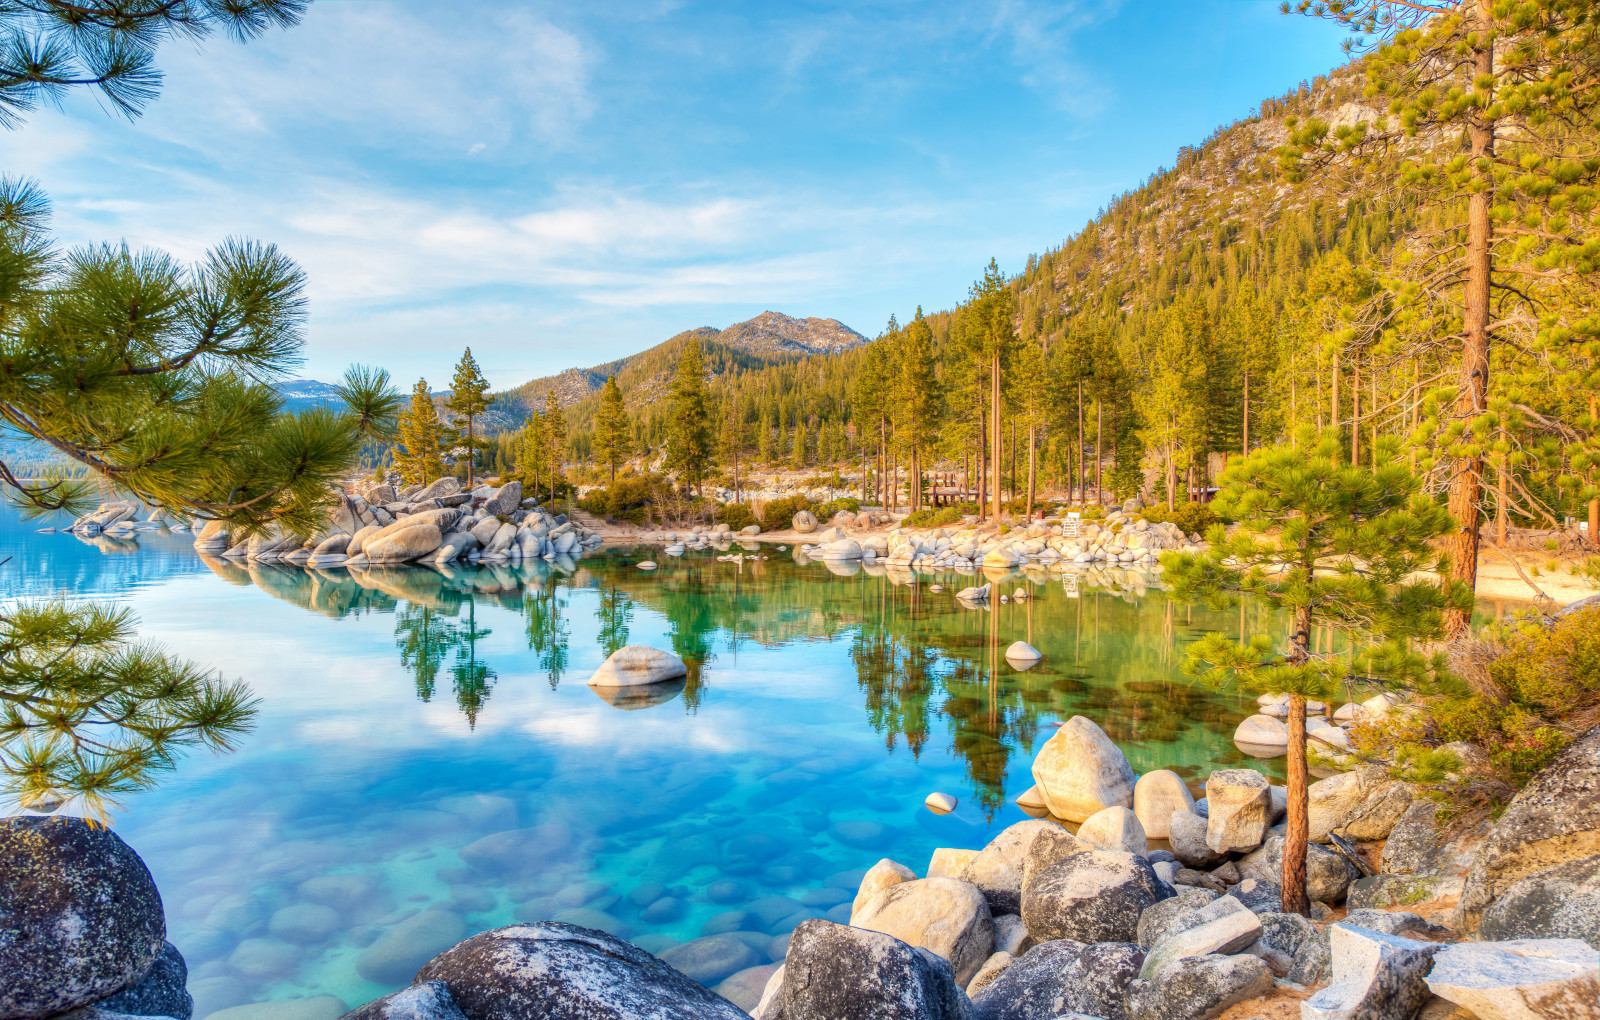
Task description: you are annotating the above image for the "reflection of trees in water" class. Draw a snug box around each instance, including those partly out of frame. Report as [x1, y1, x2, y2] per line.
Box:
[451, 601, 496, 728]
[522, 575, 569, 689]
[395, 604, 453, 702]
[596, 586, 631, 657]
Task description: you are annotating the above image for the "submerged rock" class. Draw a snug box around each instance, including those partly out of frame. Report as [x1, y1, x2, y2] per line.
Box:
[587, 646, 689, 687]
[416, 922, 748, 1020]
[0, 817, 166, 1020]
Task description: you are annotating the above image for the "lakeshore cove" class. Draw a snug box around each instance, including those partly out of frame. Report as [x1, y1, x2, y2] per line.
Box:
[0, 499, 1311, 1014]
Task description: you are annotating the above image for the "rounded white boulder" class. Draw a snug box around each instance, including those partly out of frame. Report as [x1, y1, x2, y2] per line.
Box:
[587, 646, 689, 688]
[1134, 770, 1195, 839]
[924, 792, 958, 814]
[1234, 714, 1289, 747]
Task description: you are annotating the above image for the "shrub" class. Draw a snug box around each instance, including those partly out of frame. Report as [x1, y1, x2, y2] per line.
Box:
[577, 473, 671, 524]
[716, 502, 758, 530]
[900, 505, 965, 529]
[1141, 502, 1222, 535]
[760, 494, 816, 532]
[816, 497, 861, 520]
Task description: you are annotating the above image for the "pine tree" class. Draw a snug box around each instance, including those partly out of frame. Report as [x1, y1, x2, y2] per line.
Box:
[593, 375, 632, 485]
[396, 379, 447, 485]
[542, 391, 568, 502]
[895, 310, 939, 512]
[666, 339, 713, 494]
[447, 347, 491, 487]
[717, 398, 746, 502]
[1165, 430, 1470, 915]
[520, 408, 548, 499]
[962, 260, 1017, 519]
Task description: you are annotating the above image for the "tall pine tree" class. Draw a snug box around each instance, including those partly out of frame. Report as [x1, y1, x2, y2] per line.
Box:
[666, 339, 713, 494]
[396, 379, 447, 485]
[593, 375, 632, 485]
[448, 347, 491, 486]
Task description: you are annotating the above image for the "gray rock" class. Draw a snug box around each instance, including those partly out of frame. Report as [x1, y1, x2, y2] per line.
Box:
[658, 934, 763, 985]
[1255, 912, 1317, 959]
[269, 902, 344, 945]
[1022, 849, 1169, 944]
[1340, 781, 1415, 844]
[792, 510, 818, 533]
[766, 919, 971, 1020]
[1340, 910, 1434, 938]
[1123, 954, 1273, 1020]
[714, 964, 783, 1013]
[965, 952, 1014, 998]
[1167, 810, 1225, 870]
[1236, 834, 1361, 903]
[1030, 715, 1138, 823]
[1138, 898, 1261, 979]
[93, 942, 191, 1020]
[850, 877, 995, 986]
[483, 481, 522, 517]
[414, 477, 462, 502]
[1347, 874, 1454, 911]
[340, 981, 468, 1020]
[1204, 769, 1272, 854]
[1479, 854, 1600, 948]
[1230, 878, 1283, 914]
[1017, 825, 1095, 900]
[357, 910, 466, 985]
[969, 939, 1144, 1020]
[416, 922, 748, 1020]
[1456, 724, 1600, 934]
[1290, 927, 1333, 987]
[960, 819, 1082, 915]
[1424, 938, 1600, 1020]
[588, 645, 689, 687]
[0, 817, 166, 1020]
[1137, 890, 1220, 949]
[993, 913, 1031, 956]
[1302, 924, 1443, 1020]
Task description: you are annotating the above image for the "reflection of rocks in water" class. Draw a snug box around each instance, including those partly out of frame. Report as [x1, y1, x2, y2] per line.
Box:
[198, 553, 254, 586]
[248, 562, 316, 611]
[590, 678, 687, 711]
[86, 535, 141, 554]
[352, 565, 452, 608]
[824, 559, 862, 578]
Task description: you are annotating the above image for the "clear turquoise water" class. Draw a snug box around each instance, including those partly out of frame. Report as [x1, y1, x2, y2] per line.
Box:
[1, 506, 1292, 1015]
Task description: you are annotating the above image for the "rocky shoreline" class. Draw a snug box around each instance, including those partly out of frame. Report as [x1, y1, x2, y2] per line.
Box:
[5, 711, 1595, 1020]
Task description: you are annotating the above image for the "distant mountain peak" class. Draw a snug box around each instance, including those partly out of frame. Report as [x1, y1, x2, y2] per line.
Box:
[716, 311, 867, 357]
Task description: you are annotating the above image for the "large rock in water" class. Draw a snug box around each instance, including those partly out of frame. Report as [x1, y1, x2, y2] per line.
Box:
[587, 646, 689, 687]
[1424, 938, 1600, 1020]
[959, 819, 1085, 915]
[1456, 724, 1600, 934]
[849, 877, 995, 986]
[969, 939, 1145, 1020]
[95, 941, 193, 1020]
[1021, 849, 1169, 944]
[342, 981, 469, 1020]
[1135, 771, 1195, 840]
[763, 919, 971, 1020]
[1030, 715, 1137, 822]
[1204, 769, 1271, 854]
[1301, 924, 1442, 1020]
[0, 817, 166, 1020]
[1478, 854, 1600, 948]
[1123, 954, 1273, 1020]
[414, 922, 748, 1020]
[364, 523, 444, 563]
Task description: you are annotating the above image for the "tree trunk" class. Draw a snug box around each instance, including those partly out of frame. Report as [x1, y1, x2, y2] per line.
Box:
[1077, 381, 1086, 505]
[1496, 444, 1508, 545]
[978, 408, 987, 522]
[1444, 16, 1496, 640]
[1283, 691, 1311, 917]
[1010, 419, 1018, 507]
[466, 414, 475, 486]
[1095, 401, 1103, 507]
[1351, 363, 1361, 467]
[1026, 424, 1037, 518]
[1331, 348, 1341, 436]
[1242, 370, 1250, 455]
[1591, 397, 1599, 549]
[991, 354, 1004, 521]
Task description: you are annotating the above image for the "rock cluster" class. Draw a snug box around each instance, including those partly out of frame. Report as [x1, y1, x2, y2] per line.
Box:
[180, 478, 604, 569]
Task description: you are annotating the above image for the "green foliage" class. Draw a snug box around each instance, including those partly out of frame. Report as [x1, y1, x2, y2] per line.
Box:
[395, 378, 447, 485]
[577, 473, 671, 524]
[0, 601, 258, 819]
[815, 497, 861, 519]
[761, 494, 815, 532]
[903, 505, 966, 528]
[593, 375, 632, 483]
[715, 501, 758, 530]
[666, 339, 713, 492]
[448, 347, 491, 483]
[1141, 503, 1223, 535]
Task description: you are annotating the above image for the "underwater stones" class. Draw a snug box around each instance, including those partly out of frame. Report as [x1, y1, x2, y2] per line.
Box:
[228, 938, 303, 979]
[1135, 771, 1195, 840]
[1301, 924, 1444, 1020]
[715, 964, 784, 1012]
[1123, 953, 1274, 1020]
[1078, 805, 1149, 855]
[659, 934, 763, 985]
[1203, 769, 1271, 854]
[588, 645, 689, 687]
[458, 824, 571, 876]
[1022, 849, 1169, 944]
[94, 941, 192, 1020]
[1030, 715, 1137, 822]
[969, 939, 1145, 1020]
[207, 998, 348, 1020]
[850, 876, 996, 986]
[831, 818, 890, 848]
[268, 902, 343, 945]
[356, 909, 467, 985]
[0, 816, 167, 1020]
[706, 879, 751, 905]
[551, 907, 630, 937]
[341, 980, 468, 1020]
[416, 922, 749, 1020]
[764, 919, 970, 1020]
[1424, 938, 1600, 1020]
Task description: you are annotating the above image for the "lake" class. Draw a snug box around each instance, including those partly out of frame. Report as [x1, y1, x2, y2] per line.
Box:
[0, 505, 1290, 1016]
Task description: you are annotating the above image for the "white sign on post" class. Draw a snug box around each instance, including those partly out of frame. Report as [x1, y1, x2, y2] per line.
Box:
[1062, 512, 1081, 539]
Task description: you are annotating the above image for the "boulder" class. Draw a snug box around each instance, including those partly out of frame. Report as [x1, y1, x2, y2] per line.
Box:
[792, 511, 818, 533]
[960, 819, 1084, 915]
[1203, 770, 1271, 854]
[1077, 806, 1148, 855]
[1236, 834, 1361, 904]
[357, 910, 467, 985]
[850, 877, 995, 986]
[1382, 799, 1489, 879]
[1456, 724, 1600, 934]
[927, 848, 978, 879]
[95, 941, 192, 1020]
[1257, 911, 1318, 961]
[1137, 889, 1221, 949]
[1233, 715, 1289, 747]
[992, 913, 1030, 956]
[414, 477, 461, 502]
[1230, 877, 1284, 914]
[1347, 873, 1455, 912]
[1135, 772, 1195, 840]
[1478, 854, 1600, 947]
[966, 952, 1014, 997]
[1005, 641, 1042, 665]
[1030, 716, 1137, 822]
[658, 934, 762, 985]
[819, 539, 862, 561]
[969, 939, 1145, 1020]
[483, 481, 522, 517]
[925, 792, 958, 814]
[1301, 924, 1443, 1020]
[765, 919, 970, 1020]
[853, 858, 916, 915]
[365, 524, 444, 563]
[588, 646, 689, 687]
[414, 922, 748, 1020]
[1123, 954, 1273, 1020]
[346, 524, 380, 557]
[1425, 938, 1600, 1020]
[1167, 810, 1225, 869]
[1137, 897, 1261, 979]
[1308, 771, 1371, 844]
[1021, 849, 1169, 944]
[0, 817, 165, 1020]
[340, 981, 468, 1020]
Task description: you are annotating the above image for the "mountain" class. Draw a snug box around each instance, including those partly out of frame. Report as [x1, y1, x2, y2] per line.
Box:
[503, 311, 867, 415]
[274, 379, 346, 413]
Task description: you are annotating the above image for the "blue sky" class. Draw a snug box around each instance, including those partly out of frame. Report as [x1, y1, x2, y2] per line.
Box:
[0, 1, 1350, 390]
